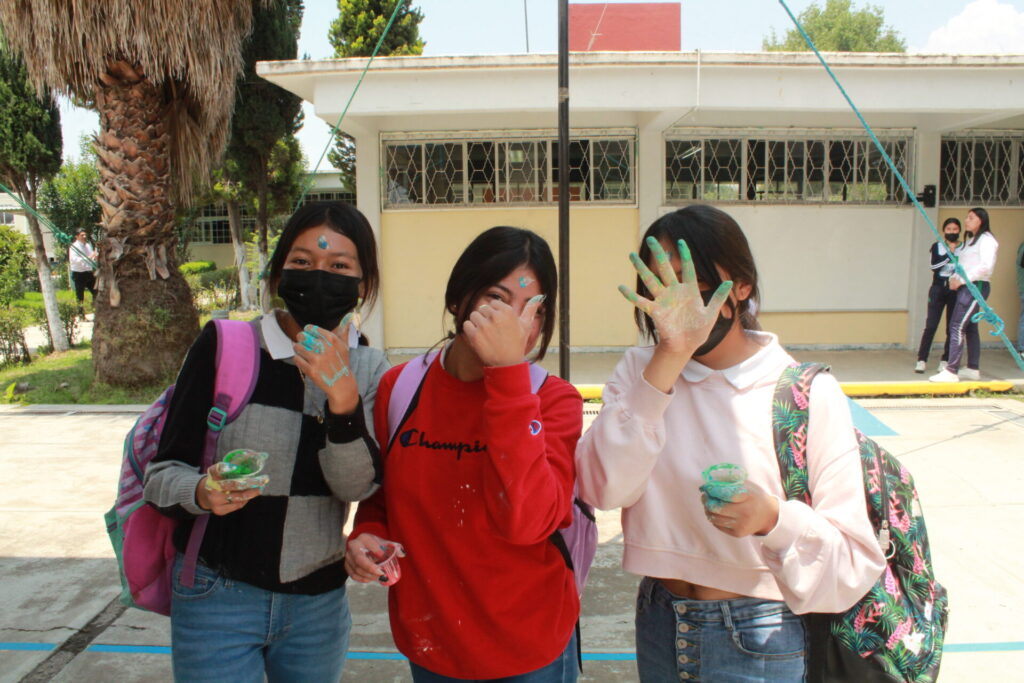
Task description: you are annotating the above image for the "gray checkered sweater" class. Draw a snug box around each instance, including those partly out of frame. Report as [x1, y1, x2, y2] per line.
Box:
[143, 319, 388, 594]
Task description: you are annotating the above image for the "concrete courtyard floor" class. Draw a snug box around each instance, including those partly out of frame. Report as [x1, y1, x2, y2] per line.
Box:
[1, 387, 1023, 682]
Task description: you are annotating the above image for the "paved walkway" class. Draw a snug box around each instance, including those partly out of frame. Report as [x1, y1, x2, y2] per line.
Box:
[1, 396, 1022, 682]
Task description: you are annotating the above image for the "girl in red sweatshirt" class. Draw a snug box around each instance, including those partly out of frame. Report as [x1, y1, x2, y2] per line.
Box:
[346, 226, 583, 681]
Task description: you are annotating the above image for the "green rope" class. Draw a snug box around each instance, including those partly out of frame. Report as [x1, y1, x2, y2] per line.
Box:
[0, 179, 97, 269]
[777, 0, 1024, 372]
[292, 0, 408, 211]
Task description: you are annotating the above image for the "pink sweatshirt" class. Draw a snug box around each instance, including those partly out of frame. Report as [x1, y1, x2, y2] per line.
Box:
[576, 332, 885, 614]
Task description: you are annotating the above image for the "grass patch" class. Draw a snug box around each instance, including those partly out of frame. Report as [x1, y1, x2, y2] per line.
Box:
[1, 342, 169, 405]
[13, 289, 82, 309]
[1, 308, 263, 405]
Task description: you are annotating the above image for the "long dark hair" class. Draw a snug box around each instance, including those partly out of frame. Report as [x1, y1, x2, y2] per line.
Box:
[444, 226, 557, 361]
[267, 201, 380, 310]
[634, 205, 760, 341]
[967, 207, 991, 246]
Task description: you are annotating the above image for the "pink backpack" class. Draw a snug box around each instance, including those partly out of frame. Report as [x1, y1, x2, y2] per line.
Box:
[385, 350, 598, 596]
[104, 319, 261, 615]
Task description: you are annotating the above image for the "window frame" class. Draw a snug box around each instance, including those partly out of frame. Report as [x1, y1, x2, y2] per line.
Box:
[664, 127, 914, 206]
[380, 129, 637, 209]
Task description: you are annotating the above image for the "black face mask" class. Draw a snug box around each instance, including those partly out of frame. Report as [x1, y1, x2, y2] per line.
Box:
[944, 232, 960, 242]
[693, 288, 737, 358]
[277, 269, 360, 331]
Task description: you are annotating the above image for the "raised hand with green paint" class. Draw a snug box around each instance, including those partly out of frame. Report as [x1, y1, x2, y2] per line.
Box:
[619, 236, 733, 356]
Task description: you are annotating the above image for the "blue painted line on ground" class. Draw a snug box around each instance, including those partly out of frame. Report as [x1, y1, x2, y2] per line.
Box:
[3, 642, 1024, 656]
[945, 641, 1024, 653]
[848, 397, 898, 436]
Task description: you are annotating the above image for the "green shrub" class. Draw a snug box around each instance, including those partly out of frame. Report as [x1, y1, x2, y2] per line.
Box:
[0, 309, 30, 367]
[187, 267, 239, 314]
[198, 266, 237, 289]
[31, 301, 82, 349]
[180, 260, 218, 275]
[0, 225, 32, 305]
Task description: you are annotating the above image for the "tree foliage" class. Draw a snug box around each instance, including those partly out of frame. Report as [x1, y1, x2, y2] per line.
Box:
[0, 223, 31, 305]
[327, 0, 424, 190]
[764, 0, 906, 52]
[0, 38, 62, 198]
[0, 32, 67, 350]
[329, 0, 425, 58]
[38, 138, 101, 244]
[224, 1, 303, 236]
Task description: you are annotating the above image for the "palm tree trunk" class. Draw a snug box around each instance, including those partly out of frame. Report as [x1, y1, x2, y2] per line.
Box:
[22, 185, 69, 352]
[226, 198, 252, 310]
[91, 65, 199, 386]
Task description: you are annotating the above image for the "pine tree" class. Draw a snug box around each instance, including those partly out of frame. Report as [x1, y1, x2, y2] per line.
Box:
[327, 0, 425, 192]
[0, 34, 68, 351]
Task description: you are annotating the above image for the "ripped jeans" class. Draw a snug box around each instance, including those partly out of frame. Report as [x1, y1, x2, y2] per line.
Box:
[634, 576, 806, 682]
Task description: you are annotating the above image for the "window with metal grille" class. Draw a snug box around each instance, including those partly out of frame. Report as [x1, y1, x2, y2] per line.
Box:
[382, 131, 635, 207]
[302, 191, 356, 204]
[665, 130, 912, 204]
[190, 202, 256, 245]
[940, 134, 1023, 206]
[0, 212, 13, 225]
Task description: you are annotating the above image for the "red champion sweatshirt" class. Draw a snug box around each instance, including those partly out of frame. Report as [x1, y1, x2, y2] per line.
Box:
[352, 356, 583, 678]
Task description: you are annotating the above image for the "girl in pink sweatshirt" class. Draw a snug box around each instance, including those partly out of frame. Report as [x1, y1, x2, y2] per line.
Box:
[576, 205, 885, 682]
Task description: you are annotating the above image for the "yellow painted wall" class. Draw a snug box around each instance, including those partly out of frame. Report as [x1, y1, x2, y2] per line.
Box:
[937, 207, 1024, 347]
[187, 244, 234, 268]
[381, 207, 639, 349]
[761, 311, 908, 346]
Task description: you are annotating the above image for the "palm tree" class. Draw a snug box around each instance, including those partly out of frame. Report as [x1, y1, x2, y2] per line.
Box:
[0, 2, 259, 385]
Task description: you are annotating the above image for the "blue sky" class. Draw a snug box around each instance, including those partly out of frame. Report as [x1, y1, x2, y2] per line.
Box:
[59, 0, 1024, 170]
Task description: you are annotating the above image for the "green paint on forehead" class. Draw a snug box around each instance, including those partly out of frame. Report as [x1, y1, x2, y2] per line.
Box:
[317, 235, 329, 250]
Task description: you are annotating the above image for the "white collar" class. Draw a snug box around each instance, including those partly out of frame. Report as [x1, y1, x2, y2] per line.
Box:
[261, 312, 295, 360]
[680, 331, 788, 391]
[259, 310, 361, 360]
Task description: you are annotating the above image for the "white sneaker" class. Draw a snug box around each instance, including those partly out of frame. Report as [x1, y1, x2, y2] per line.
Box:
[938, 360, 948, 372]
[929, 369, 960, 383]
[914, 361, 926, 373]
[960, 368, 980, 381]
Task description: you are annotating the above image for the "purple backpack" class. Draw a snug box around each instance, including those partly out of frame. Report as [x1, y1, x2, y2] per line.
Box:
[386, 350, 598, 596]
[104, 319, 261, 615]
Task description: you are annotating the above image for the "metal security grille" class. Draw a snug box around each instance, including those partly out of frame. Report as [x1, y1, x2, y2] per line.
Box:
[301, 191, 356, 204]
[940, 133, 1023, 206]
[382, 130, 635, 208]
[665, 129, 912, 205]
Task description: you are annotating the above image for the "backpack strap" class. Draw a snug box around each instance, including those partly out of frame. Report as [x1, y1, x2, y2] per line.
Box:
[181, 319, 262, 588]
[386, 350, 440, 451]
[771, 362, 828, 505]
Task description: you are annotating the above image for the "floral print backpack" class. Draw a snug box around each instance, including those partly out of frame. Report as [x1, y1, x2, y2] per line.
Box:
[772, 363, 948, 683]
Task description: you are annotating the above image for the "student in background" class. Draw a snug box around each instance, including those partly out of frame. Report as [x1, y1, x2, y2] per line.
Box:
[914, 218, 962, 373]
[931, 207, 998, 382]
[69, 230, 97, 317]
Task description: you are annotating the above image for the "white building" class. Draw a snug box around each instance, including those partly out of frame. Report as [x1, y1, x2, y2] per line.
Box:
[257, 52, 1024, 352]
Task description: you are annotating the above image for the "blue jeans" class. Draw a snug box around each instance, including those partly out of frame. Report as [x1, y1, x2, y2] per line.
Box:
[635, 577, 806, 682]
[409, 629, 578, 683]
[170, 554, 351, 683]
[1017, 291, 1024, 352]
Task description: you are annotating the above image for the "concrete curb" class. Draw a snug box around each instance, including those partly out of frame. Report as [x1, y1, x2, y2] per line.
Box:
[574, 380, 1021, 401]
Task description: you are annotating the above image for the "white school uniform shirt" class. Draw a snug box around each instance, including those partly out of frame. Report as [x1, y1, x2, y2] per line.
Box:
[575, 331, 885, 614]
[69, 241, 96, 272]
[957, 232, 998, 283]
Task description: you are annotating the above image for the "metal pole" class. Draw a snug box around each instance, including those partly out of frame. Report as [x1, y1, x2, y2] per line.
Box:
[524, 0, 530, 52]
[557, 0, 570, 380]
